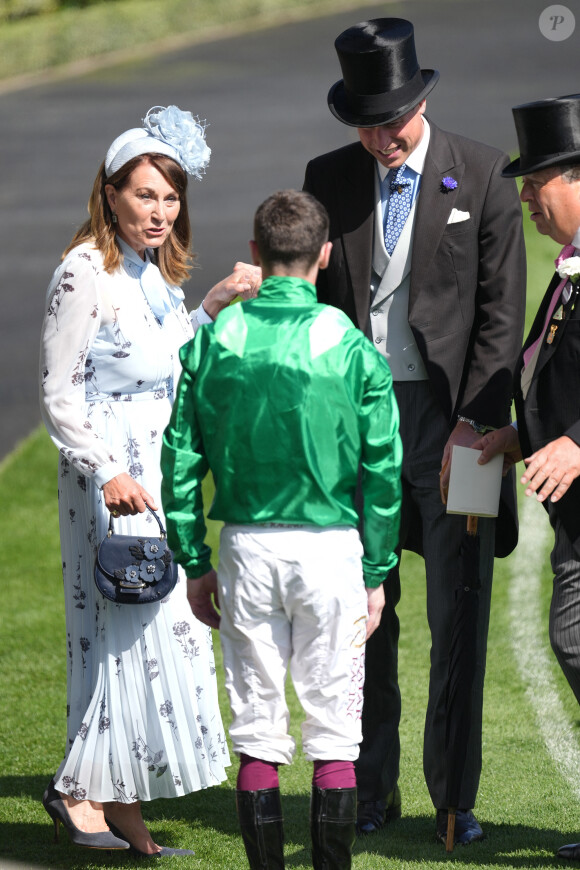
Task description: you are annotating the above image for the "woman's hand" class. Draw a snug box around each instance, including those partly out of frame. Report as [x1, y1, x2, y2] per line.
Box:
[102, 473, 158, 516]
[202, 262, 262, 319]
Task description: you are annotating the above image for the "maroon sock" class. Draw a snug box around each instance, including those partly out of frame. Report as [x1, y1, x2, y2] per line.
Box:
[312, 760, 356, 790]
[237, 754, 280, 791]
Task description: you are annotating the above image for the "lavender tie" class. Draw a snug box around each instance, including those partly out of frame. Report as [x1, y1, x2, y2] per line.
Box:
[523, 244, 575, 368]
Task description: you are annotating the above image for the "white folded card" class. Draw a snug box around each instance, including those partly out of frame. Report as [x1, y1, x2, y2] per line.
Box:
[446, 445, 503, 517]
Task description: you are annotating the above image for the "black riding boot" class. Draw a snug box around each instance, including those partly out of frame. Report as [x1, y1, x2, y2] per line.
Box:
[310, 787, 357, 870]
[236, 787, 285, 869]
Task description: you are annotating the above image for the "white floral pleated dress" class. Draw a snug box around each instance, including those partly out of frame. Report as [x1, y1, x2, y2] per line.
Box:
[40, 240, 230, 803]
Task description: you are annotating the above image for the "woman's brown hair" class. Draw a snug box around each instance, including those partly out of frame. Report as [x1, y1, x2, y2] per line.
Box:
[64, 153, 194, 287]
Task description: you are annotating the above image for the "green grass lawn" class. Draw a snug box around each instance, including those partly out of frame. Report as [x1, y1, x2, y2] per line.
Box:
[0, 0, 368, 84]
[1, 212, 578, 869]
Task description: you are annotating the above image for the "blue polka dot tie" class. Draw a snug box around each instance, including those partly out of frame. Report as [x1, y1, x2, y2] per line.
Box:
[384, 164, 412, 255]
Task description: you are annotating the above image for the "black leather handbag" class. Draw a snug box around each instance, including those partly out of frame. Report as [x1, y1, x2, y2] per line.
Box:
[95, 504, 178, 604]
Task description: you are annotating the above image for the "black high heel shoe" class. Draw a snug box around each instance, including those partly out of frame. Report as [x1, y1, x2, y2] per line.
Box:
[106, 818, 195, 858]
[42, 779, 130, 850]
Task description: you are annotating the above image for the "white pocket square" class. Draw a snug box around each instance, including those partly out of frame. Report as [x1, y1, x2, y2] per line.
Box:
[447, 208, 470, 224]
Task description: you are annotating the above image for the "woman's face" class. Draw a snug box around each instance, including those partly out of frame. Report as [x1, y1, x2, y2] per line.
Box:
[105, 162, 181, 258]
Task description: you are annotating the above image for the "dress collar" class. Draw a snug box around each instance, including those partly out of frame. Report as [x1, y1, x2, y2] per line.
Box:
[117, 236, 184, 321]
[117, 236, 151, 271]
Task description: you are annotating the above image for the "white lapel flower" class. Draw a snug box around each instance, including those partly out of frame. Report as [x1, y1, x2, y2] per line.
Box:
[557, 256, 580, 284]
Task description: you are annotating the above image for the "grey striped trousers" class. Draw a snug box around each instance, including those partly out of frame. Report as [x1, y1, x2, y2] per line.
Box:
[548, 505, 580, 703]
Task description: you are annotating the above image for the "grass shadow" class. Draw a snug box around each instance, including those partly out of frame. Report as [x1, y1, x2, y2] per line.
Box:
[351, 815, 577, 867]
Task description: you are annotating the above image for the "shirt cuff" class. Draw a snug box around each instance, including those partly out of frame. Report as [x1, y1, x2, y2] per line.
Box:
[94, 461, 124, 490]
[192, 303, 213, 326]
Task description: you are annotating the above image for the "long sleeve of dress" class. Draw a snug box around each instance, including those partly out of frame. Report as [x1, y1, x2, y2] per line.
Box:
[190, 303, 213, 333]
[40, 252, 124, 488]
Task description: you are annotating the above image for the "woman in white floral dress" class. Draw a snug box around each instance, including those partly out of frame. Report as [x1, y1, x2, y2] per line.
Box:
[39, 106, 260, 857]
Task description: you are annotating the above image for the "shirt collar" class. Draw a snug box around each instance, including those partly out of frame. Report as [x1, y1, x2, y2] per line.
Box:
[572, 226, 580, 252]
[376, 117, 431, 183]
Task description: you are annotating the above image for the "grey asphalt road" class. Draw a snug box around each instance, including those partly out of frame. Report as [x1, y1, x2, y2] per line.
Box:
[1, 0, 578, 460]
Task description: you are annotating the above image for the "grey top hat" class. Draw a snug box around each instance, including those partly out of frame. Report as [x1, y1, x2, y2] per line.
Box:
[328, 18, 439, 128]
[502, 94, 580, 177]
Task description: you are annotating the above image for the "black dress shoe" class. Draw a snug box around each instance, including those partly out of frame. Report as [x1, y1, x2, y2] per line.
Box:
[356, 784, 401, 835]
[558, 842, 580, 861]
[436, 809, 484, 845]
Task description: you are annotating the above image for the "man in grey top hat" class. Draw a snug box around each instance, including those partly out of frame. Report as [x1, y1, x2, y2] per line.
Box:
[475, 94, 580, 863]
[303, 17, 526, 844]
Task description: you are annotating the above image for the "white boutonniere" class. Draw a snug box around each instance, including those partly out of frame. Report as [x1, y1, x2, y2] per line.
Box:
[557, 256, 580, 285]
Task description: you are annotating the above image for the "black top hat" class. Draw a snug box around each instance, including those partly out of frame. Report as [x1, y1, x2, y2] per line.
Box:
[502, 95, 580, 177]
[328, 18, 439, 128]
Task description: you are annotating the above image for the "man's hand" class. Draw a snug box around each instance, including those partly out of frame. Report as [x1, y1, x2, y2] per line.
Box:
[366, 584, 385, 640]
[520, 435, 580, 503]
[187, 570, 221, 629]
[440, 420, 485, 499]
[473, 425, 523, 475]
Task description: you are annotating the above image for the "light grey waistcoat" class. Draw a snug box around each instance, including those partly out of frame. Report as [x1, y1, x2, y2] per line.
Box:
[369, 172, 427, 381]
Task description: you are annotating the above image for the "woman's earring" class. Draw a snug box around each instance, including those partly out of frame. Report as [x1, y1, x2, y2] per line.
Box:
[112, 213, 118, 224]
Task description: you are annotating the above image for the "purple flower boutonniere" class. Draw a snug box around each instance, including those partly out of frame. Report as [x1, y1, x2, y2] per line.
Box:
[441, 176, 458, 193]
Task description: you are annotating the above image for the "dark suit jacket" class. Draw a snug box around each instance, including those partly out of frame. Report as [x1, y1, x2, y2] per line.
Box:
[514, 271, 580, 553]
[304, 121, 527, 557]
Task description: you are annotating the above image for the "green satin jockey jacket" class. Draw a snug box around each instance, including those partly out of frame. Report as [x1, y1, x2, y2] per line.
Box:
[161, 276, 402, 587]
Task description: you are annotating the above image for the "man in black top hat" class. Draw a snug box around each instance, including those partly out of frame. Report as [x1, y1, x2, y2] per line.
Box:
[475, 94, 580, 862]
[303, 17, 526, 844]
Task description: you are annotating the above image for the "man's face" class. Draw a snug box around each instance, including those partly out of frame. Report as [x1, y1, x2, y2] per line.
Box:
[357, 101, 426, 169]
[520, 167, 580, 245]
